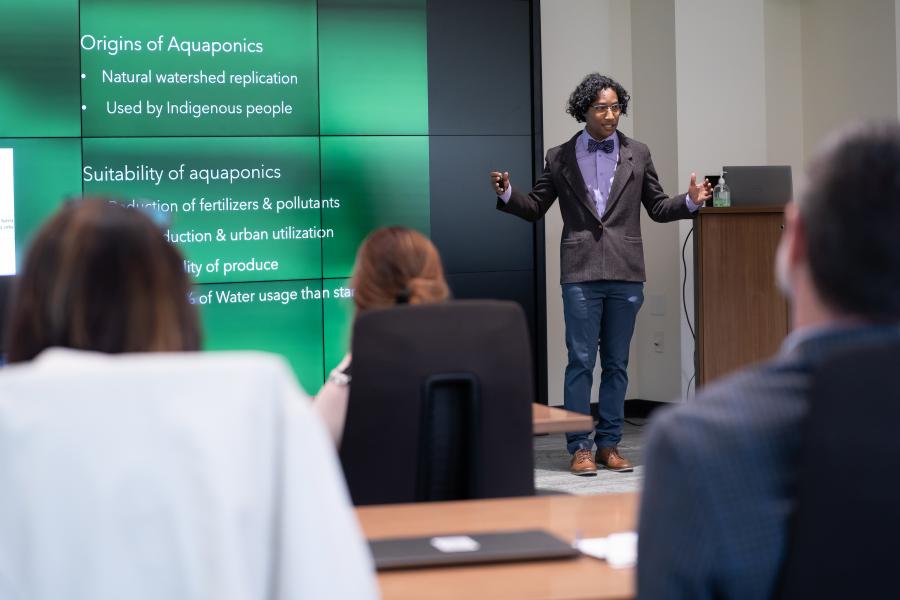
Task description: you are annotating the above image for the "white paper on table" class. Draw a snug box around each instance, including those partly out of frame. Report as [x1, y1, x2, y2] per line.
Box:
[430, 536, 481, 553]
[576, 531, 638, 569]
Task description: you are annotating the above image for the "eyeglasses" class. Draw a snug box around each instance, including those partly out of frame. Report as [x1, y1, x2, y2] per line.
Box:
[590, 103, 623, 115]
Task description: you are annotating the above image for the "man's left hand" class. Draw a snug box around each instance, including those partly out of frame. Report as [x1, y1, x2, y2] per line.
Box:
[688, 173, 714, 206]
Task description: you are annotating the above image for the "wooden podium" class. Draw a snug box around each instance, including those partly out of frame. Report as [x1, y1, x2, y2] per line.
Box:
[694, 206, 789, 386]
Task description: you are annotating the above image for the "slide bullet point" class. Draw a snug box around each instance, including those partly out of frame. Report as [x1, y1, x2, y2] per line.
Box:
[81, 105, 87, 110]
[81, 73, 86, 79]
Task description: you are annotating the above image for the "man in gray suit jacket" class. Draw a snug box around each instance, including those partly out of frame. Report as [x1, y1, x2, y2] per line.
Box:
[491, 74, 711, 474]
[637, 121, 900, 599]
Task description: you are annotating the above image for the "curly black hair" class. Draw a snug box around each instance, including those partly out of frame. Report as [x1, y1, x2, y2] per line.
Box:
[565, 73, 631, 123]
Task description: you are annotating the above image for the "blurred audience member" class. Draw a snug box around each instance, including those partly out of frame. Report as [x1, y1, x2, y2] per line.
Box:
[638, 122, 900, 600]
[0, 199, 378, 600]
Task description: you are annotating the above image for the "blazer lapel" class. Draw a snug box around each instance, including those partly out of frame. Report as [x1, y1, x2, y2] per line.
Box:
[602, 132, 634, 218]
[559, 133, 602, 222]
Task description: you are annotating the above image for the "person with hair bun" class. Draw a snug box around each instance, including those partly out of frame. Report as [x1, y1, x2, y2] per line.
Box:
[351, 225, 449, 311]
[314, 226, 450, 444]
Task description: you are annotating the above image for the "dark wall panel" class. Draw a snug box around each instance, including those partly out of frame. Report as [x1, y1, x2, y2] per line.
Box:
[427, 0, 543, 402]
[427, 0, 532, 136]
[446, 270, 536, 347]
[429, 135, 533, 274]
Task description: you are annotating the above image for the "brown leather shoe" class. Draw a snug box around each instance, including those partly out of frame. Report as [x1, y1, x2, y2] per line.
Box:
[596, 447, 634, 472]
[570, 448, 598, 476]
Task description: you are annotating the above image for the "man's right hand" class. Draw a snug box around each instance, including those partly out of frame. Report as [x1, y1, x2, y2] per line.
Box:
[489, 171, 509, 196]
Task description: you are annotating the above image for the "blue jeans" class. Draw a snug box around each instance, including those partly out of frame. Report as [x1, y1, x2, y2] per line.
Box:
[562, 281, 644, 454]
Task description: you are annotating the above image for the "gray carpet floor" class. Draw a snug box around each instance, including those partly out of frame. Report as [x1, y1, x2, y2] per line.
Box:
[534, 420, 647, 495]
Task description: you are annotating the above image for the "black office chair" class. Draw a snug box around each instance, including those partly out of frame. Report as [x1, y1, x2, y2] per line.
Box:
[777, 339, 900, 599]
[339, 300, 536, 506]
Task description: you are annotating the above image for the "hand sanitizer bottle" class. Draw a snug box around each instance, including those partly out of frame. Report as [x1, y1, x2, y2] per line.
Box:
[713, 174, 731, 207]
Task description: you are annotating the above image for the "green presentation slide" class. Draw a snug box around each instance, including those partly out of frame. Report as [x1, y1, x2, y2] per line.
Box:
[0, 0, 429, 393]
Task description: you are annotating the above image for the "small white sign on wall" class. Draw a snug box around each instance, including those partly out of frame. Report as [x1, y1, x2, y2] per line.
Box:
[0, 148, 14, 276]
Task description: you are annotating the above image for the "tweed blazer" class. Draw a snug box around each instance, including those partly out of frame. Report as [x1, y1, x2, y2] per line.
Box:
[498, 130, 694, 284]
[636, 325, 900, 600]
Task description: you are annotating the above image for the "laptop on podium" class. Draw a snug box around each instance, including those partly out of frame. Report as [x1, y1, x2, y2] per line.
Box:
[722, 165, 792, 207]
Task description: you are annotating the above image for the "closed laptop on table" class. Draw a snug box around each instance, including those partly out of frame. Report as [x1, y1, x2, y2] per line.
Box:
[369, 529, 579, 570]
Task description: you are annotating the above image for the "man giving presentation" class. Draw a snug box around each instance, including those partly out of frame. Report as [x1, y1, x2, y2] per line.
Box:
[490, 73, 712, 475]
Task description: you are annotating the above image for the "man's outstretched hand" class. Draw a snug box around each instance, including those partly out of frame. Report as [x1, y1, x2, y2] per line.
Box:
[489, 171, 509, 196]
[688, 172, 714, 206]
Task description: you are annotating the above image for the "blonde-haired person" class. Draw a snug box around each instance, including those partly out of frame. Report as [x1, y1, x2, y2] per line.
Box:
[314, 226, 449, 444]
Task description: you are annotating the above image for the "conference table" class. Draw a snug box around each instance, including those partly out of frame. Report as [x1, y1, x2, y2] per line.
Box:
[532, 403, 594, 434]
[357, 492, 638, 600]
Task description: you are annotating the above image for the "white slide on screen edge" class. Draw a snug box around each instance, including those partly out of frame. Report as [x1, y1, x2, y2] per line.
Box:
[0, 148, 14, 276]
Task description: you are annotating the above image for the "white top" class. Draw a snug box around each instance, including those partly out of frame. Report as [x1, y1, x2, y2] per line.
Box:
[0, 349, 379, 600]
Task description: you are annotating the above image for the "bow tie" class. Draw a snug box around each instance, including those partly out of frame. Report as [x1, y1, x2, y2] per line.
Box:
[588, 138, 615, 154]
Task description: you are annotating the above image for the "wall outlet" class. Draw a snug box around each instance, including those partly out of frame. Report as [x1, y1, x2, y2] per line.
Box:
[652, 331, 664, 353]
